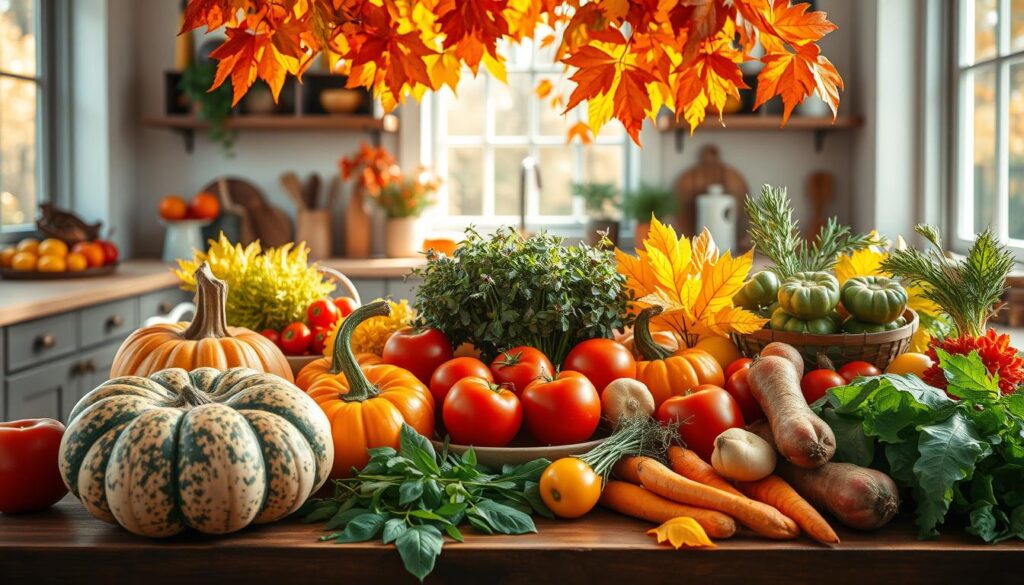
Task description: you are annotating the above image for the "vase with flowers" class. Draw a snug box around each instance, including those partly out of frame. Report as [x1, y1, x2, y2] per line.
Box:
[375, 171, 440, 258]
[340, 143, 400, 258]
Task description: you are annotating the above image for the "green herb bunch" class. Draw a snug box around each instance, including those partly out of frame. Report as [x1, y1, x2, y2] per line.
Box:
[300, 426, 551, 581]
[822, 351, 1024, 542]
[573, 182, 620, 220]
[746, 184, 880, 278]
[412, 226, 632, 363]
[623, 183, 678, 222]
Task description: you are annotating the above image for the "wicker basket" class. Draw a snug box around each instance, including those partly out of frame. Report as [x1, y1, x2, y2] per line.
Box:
[731, 309, 918, 372]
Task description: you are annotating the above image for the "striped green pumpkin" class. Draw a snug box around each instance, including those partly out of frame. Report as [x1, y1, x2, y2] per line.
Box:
[58, 367, 334, 537]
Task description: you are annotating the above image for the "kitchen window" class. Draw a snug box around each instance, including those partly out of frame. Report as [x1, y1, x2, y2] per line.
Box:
[954, 0, 1024, 253]
[425, 37, 634, 233]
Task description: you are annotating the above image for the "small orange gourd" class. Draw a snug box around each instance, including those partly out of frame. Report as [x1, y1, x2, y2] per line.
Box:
[305, 301, 434, 478]
[633, 306, 725, 407]
[109, 263, 292, 381]
[295, 351, 382, 391]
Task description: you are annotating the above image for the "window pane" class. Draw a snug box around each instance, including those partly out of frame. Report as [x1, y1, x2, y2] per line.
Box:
[446, 74, 485, 136]
[968, 66, 998, 235]
[538, 74, 576, 137]
[1009, 62, 1024, 239]
[583, 145, 624, 187]
[494, 147, 529, 216]
[494, 72, 530, 136]
[972, 0, 999, 62]
[0, 0, 36, 76]
[0, 76, 37, 229]
[1014, 0, 1024, 51]
[446, 148, 483, 215]
[533, 25, 560, 67]
[537, 147, 573, 215]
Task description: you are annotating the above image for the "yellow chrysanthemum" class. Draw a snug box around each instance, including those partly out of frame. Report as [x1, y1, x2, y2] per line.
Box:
[322, 298, 416, 356]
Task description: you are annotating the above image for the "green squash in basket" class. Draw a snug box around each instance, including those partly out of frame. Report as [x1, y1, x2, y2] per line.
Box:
[734, 270, 780, 311]
[840, 276, 908, 325]
[841, 315, 907, 334]
[770, 307, 840, 335]
[777, 271, 840, 319]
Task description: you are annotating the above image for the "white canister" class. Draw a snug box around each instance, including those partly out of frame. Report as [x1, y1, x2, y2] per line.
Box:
[162, 219, 211, 264]
[695, 184, 736, 252]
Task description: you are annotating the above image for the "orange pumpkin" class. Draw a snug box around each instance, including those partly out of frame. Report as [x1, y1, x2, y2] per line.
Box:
[305, 301, 435, 478]
[618, 327, 681, 359]
[109, 263, 292, 381]
[632, 307, 725, 407]
[296, 352, 382, 390]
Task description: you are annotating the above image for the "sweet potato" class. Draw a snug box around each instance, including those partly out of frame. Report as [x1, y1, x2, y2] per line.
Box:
[748, 344, 835, 468]
[775, 460, 899, 531]
[759, 341, 805, 377]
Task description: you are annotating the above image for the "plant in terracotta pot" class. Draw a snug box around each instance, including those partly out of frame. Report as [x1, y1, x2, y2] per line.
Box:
[573, 182, 620, 246]
[624, 184, 678, 245]
[374, 170, 440, 258]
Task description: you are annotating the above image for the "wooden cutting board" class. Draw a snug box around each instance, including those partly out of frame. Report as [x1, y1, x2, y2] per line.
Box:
[674, 145, 751, 250]
[200, 178, 292, 247]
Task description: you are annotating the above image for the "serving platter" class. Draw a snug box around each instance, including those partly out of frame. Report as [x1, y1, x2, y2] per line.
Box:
[0, 264, 118, 280]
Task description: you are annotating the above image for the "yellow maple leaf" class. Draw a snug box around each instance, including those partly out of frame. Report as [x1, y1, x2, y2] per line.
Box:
[615, 247, 658, 297]
[693, 249, 754, 320]
[647, 517, 716, 549]
[834, 248, 886, 285]
[689, 227, 719, 276]
[703, 305, 769, 337]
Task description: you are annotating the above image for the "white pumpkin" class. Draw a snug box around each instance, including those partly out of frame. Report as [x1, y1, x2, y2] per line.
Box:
[58, 367, 334, 537]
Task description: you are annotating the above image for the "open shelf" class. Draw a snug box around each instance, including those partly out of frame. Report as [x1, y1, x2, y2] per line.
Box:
[658, 114, 863, 152]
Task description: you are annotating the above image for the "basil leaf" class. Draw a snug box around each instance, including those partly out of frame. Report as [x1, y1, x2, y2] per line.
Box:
[408, 509, 451, 524]
[323, 499, 361, 530]
[382, 518, 408, 545]
[301, 501, 339, 523]
[400, 425, 440, 475]
[472, 500, 537, 535]
[523, 481, 554, 519]
[444, 523, 464, 542]
[395, 524, 444, 582]
[333, 513, 387, 543]
[461, 448, 477, 467]
[937, 349, 1001, 401]
[399, 480, 424, 506]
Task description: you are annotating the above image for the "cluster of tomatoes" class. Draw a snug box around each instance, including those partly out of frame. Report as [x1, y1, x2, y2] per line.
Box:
[0, 237, 118, 274]
[260, 296, 359, 356]
[158, 192, 221, 222]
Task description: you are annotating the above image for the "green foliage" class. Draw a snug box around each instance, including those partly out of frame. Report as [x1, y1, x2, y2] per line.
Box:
[573, 182, 619, 220]
[300, 425, 550, 581]
[821, 351, 1024, 541]
[178, 62, 236, 155]
[375, 176, 438, 218]
[623, 183, 678, 222]
[412, 226, 632, 363]
[746, 184, 880, 278]
[882, 225, 1014, 337]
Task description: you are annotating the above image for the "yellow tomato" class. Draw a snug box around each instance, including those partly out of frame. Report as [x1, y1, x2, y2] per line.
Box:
[885, 352, 933, 378]
[0, 247, 15, 268]
[38, 238, 69, 258]
[11, 251, 38, 271]
[37, 255, 67, 273]
[540, 457, 602, 519]
[694, 335, 742, 370]
[66, 252, 88, 272]
[16, 238, 39, 255]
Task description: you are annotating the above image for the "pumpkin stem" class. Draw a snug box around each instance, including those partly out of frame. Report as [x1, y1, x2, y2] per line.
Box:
[331, 301, 390, 402]
[183, 263, 231, 340]
[634, 306, 672, 360]
[172, 383, 212, 408]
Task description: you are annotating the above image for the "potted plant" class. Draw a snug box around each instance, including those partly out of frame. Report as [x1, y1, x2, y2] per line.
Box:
[573, 182, 620, 246]
[177, 61, 236, 155]
[374, 170, 440, 258]
[624, 184, 678, 244]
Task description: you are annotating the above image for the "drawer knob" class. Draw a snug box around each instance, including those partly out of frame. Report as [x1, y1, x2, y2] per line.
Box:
[72, 360, 97, 375]
[107, 314, 125, 328]
[35, 334, 56, 349]
[158, 301, 173, 314]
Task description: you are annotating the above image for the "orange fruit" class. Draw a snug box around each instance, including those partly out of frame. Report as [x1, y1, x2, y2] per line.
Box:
[66, 252, 88, 272]
[71, 242, 105, 268]
[159, 195, 189, 221]
[16, 238, 39, 255]
[694, 335, 743, 370]
[0, 247, 15, 268]
[38, 238, 69, 258]
[11, 251, 38, 271]
[188, 192, 221, 220]
[37, 255, 67, 273]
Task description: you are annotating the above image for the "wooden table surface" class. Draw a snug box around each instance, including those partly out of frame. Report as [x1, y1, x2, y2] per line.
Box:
[1, 497, 1022, 584]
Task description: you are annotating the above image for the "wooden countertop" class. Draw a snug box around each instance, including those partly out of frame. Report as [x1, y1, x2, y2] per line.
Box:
[1, 497, 1021, 584]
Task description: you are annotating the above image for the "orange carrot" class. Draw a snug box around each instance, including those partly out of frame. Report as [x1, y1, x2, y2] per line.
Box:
[736, 475, 839, 545]
[667, 446, 745, 498]
[600, 481, 737, 539]
[615, 456, 799, 540]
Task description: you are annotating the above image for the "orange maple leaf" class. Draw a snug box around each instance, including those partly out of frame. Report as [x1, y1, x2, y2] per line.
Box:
[566, 121, 593, 144]
[755, 43, 843, 123]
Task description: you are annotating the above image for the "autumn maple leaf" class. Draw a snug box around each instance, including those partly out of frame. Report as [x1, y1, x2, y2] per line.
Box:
[755, 43, 843, 123]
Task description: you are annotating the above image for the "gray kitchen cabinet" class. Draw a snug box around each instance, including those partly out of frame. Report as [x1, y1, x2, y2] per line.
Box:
[386, 277, 421, 301]
[350, 278, 387, 301]
[5, 356, 78, 422]
[349, 277, 420, 302]
[72, 341, 123, 409]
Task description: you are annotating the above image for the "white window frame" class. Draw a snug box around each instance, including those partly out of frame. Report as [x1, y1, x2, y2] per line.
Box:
[952, 0, 1024, 257]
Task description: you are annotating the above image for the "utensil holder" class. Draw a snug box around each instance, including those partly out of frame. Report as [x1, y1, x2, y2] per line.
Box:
[296, 209, 332, 260]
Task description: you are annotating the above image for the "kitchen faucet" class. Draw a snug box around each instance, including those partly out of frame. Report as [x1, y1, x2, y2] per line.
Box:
[519, 156, 541, 236]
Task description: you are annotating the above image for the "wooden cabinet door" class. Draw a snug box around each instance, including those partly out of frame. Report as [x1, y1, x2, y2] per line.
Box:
[4, 356, 78, 422]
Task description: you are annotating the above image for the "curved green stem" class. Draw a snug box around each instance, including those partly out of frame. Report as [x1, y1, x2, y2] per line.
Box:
[634, 306, 671, 360]
[330, 301, 390, 402]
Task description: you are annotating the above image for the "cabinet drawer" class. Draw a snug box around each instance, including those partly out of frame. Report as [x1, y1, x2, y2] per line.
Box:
[5, 314, 78, 373]
[140, 287, 191, 324]
[5, 357, 76, 422]
[79, 298, 138, 348]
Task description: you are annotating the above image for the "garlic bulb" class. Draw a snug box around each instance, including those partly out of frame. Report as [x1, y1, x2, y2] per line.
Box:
[711, 427, 777, 482]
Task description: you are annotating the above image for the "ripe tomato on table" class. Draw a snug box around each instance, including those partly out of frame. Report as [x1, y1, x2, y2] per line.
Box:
[724, 357, 753, 381]
[489, 346, 553, 394]
[801, 369, 846, 404]
[430, 357, 494, 405]
[307, 298, 341, 329]
[382, 327, 454, 384]
[724, 368, 765, 423]
[837, 360, 881, 383]
[332, 297, 359, 317]
[0, 419, 68, 513]
[656, 384, 744, 461]
[521, 371, 601, 445]
[280, 322, 312, 355]
[442, 377, 522, 447]
[562, 338, 636, 393]
[540, 457, 601, 519]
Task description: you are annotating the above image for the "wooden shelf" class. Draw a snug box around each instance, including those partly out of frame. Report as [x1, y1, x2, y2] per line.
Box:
[658, 114, 863, 152]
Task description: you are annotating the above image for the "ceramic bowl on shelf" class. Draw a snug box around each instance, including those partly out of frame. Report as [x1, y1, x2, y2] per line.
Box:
[320, 89, 363, 114]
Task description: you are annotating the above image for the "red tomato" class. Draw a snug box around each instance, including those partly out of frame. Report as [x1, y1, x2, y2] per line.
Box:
[310, 327, 329, 354]
[562, 339, 636, 393]
[521, 371, 601, 445]
[0, 419, 68, 513]
[442, 377, 523, 447]
[656, 385, 745, 461]
[801, 369, 847, 404]
[333, 297, 359, 317]
[724, 357, 753, 381]
[837, 360, 881, 383]
[307, 298, 340, 330]
[259, 328, 281, 347]
[489, 346, 554, 395]
[96, 239, 119, 265]
[724, 368, 765, 423]
[382, 327, 454, 384]
[430, 357, 494, 405]
[280, 322, 313, 355]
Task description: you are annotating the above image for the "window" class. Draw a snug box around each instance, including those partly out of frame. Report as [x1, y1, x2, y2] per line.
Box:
[954, 0, 1024, 253]
[425, 35, 633, 232]
[0, 0, 46, 234]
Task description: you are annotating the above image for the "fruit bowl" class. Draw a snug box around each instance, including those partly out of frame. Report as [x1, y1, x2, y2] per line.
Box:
[430, 431, 608, 468]
[286, 354, 320, 377]
[0, 263, 118, 280]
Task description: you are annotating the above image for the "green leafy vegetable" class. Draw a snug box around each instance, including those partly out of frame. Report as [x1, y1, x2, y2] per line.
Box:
[299, 425, 551, 581]
[821, 350, 1024, 541]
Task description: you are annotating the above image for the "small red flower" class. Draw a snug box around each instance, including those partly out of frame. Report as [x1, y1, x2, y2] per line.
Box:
[923, 329, 1024, 395]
